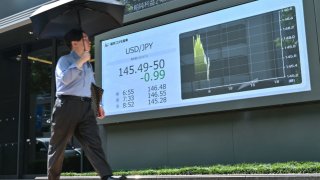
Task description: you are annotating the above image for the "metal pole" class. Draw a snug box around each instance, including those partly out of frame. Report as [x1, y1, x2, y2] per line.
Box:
[51, 38, 57, 110]
[81, 149, 84, 172]
[17, 44, 28, 178]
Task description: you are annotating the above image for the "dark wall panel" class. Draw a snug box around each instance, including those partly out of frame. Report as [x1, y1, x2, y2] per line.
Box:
[0, 52, 20, 175]
[233, 103, 320, 162]
[166, 114, 234, 166]
[0, 53, 20, 142]
[104, 102, 320, 170]
[102, 120, 168, 169]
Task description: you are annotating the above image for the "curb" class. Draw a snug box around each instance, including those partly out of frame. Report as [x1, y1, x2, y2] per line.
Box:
[33, 174, 320, 180]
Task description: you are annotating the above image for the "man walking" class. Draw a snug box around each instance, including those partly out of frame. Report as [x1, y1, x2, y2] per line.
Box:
[48, 29, 125, 180]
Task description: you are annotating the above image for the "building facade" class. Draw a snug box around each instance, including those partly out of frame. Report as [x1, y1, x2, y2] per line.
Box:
[1, 0, 320, 179]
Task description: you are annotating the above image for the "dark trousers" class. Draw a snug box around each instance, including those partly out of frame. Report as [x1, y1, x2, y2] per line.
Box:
[48, 97, 112, 180]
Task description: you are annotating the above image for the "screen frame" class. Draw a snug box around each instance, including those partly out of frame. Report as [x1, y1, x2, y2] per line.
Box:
[95, 0, 320, 124]
[122, 0, 211, 24]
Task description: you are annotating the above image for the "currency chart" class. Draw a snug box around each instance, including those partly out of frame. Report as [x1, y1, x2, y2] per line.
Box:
[180, 7, 302, 99]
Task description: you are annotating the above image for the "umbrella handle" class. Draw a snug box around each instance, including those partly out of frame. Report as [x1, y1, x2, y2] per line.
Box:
[77, 9, 88, 53]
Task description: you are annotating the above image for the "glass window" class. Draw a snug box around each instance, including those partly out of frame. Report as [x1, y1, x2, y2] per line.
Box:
[24, 41, 54, 174]
[0, 47, 20, 175]
[23, 39, 88, 174]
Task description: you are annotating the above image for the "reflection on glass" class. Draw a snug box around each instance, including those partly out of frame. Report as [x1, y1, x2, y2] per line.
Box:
[0, 48, 20, 175]
[120, 0, 174, 14]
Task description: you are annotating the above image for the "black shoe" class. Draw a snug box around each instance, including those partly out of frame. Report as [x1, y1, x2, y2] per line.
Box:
[102, 175, 127, 180]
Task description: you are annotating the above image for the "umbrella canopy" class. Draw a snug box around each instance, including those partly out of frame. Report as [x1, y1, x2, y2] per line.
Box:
[30, 0, 125, 39]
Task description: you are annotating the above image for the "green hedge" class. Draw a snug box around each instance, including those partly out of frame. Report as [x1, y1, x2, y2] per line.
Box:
[62, 161, 320, 176]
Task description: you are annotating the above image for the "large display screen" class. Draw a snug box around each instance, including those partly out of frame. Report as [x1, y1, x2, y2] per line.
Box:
[100, 0, 310, 118]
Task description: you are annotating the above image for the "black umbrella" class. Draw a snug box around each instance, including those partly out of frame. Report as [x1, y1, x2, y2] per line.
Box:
[30, 0, 125, 39]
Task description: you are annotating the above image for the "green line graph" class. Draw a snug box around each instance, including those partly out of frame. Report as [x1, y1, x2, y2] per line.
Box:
[193, 34, 210, 81]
